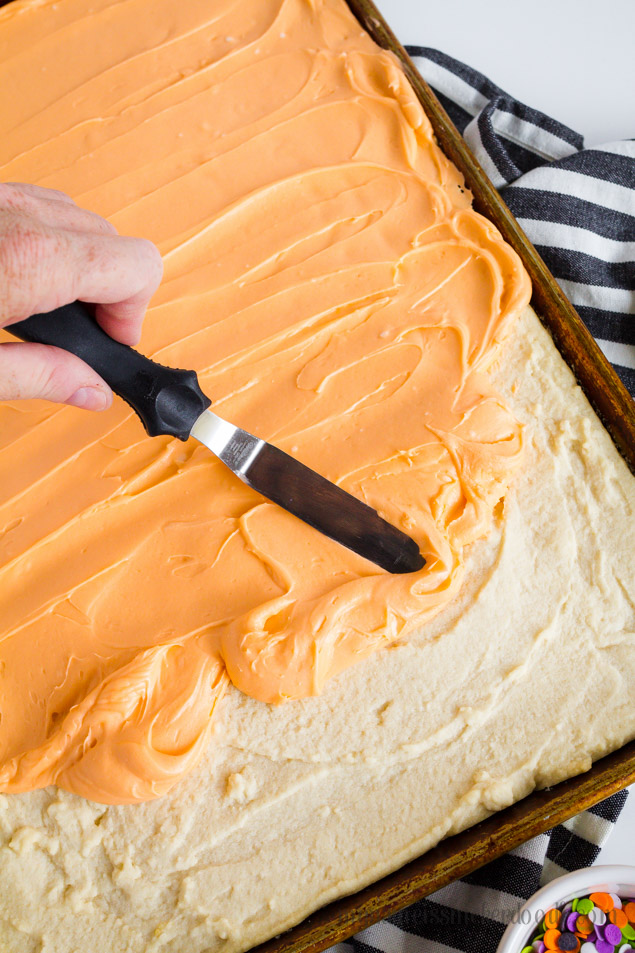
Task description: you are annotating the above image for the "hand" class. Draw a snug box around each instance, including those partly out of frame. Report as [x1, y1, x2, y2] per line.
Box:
[0, 182, 163, 410]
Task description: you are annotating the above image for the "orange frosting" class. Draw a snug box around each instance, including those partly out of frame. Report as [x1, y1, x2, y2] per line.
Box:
[0, 0, 531, 803]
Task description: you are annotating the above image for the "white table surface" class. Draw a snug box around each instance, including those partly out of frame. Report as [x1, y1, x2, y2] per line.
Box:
[374, 0, 635, 868]
[373, 0, 635, 146]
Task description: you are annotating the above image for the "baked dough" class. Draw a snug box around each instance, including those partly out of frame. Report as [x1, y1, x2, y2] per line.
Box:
[0, 0, 529, 806]
[0, 0, 634, 949]
[1, 304, 634, 953]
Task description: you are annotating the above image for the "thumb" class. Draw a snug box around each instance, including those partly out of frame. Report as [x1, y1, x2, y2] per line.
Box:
[0, 342, 112, 410]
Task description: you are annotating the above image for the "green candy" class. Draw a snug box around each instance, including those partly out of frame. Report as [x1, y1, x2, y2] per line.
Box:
[572, 899, 579, 912]
[521, 947, 535, 953]
[622, 925, 635, 941]
[577, 899, 594, 915]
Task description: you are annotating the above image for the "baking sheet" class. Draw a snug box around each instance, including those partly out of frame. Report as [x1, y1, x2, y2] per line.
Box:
[344, 0, 635, 474]
[251, 742, 635, 953]
[252, 0, 635, 949]
[1, 0, 633, 949]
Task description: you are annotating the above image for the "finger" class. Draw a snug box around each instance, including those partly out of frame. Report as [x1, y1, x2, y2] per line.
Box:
[3, 182, 76, 204]
[0, 341, 112, 410]
[80, 235, 163, 345]
[0, 183, 117, 236]
[94, 292, 158, 346]
[0, 224, 163, 338]
[4, 182, 75, 205]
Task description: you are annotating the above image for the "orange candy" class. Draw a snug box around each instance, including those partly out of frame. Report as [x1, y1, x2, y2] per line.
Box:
[576, 915, 593, 935]
[590, 892, 614, 913]
[610, 908, 628, 928]
[625, 902, 635, 924]
[544, 929, 562, 950]
[545, 909, 562, 930]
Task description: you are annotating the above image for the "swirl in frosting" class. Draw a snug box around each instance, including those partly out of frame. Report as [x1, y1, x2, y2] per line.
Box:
[0, 0, 531, 803]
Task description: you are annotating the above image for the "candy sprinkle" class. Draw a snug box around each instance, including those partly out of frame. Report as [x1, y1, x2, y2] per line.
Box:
[589, 908, 608, 927]
[592, 895, 615, 914]
[558, 933, 580, 951]
[606, 926, 624, 946]
[545, 911, 563, 930]
[544, 930, 562, 950]
[578, 900, 595, 916]
[519, 892, 635, 953]
[597, 942, 615, 953]
[577, 915, 594, 935]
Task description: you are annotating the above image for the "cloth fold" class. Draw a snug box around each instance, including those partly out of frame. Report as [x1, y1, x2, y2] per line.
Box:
[329, 45, 634, 953]
[409, 47, 635, 395]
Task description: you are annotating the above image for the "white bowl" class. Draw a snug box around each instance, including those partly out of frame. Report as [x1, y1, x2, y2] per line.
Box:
[496, 865, 635, 953]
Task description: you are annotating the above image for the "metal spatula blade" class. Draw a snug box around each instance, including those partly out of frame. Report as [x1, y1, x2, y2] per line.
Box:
[191, 410, 424, 574]
[9, 302, 425, 575]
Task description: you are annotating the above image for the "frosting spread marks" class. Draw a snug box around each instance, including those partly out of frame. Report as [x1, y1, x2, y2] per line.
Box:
[0, 0, 531, 803]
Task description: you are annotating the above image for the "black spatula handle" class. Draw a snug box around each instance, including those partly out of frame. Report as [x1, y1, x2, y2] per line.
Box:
[7, 301, 210, 440]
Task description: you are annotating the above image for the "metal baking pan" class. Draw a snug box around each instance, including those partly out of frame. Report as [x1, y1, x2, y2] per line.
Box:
[2, 0, 633, 949]
[250, 0, 635, 949]
[343, 0, 635, 470]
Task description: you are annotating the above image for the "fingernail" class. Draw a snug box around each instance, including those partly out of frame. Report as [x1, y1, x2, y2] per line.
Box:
[66, 387, 109, 411]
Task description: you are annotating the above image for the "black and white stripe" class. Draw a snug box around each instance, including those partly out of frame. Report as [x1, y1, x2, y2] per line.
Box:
[329, 792, 629, 953]
[407, 47, 635, 394]
[328, 46, 633, 953]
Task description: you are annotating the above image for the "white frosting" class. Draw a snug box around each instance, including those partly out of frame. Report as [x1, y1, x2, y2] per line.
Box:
[0, 307, 633, 952]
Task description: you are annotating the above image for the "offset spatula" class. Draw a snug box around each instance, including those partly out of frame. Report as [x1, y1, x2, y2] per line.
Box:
[8, 303, 425, 574]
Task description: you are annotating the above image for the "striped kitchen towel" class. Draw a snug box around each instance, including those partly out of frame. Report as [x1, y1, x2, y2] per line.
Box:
[408, 47, 635, 396]
[329, 791, 629, 953]
[328, 46, 633, 953]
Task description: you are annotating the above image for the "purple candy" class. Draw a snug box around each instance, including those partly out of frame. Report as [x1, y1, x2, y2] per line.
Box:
[568, 913, 581, 931]
[606, 926, 623, 946]
[558, 934, 580, 952]
[538, 944, 546, 953]
[596, 925, 607, 942]
[596, 942, 615, 953]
